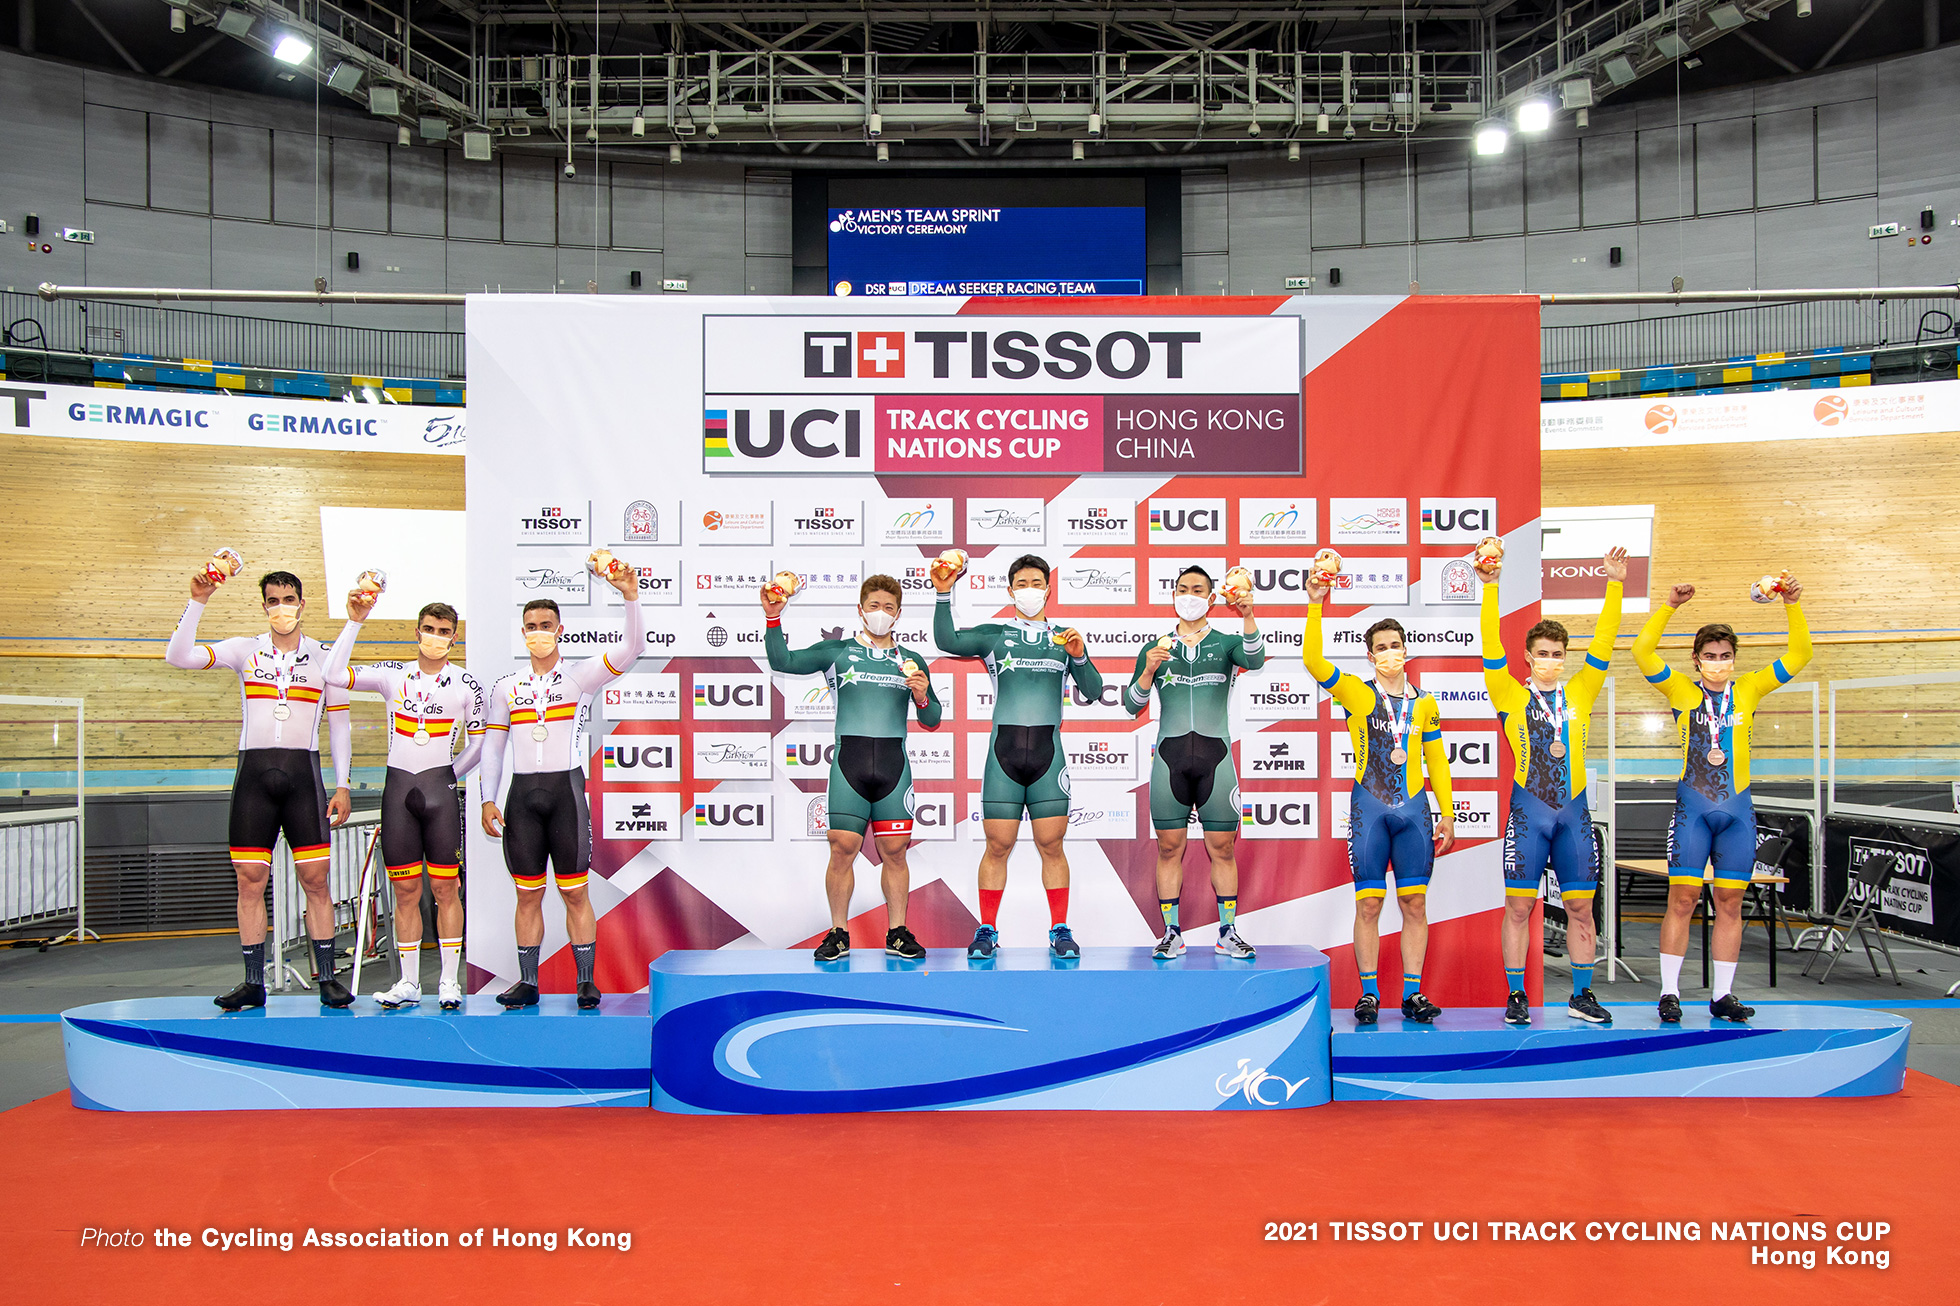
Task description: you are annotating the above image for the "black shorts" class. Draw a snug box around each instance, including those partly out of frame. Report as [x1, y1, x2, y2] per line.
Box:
[382, 767, 463, 880]
[228, 749, 329, 866]
[503, 769, 591, 892]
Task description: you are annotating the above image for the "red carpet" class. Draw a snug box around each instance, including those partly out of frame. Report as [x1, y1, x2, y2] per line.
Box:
[5, 1075, 1951, 1304]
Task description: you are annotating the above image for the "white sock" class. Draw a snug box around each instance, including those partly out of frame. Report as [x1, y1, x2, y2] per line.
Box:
[398, 943, 420, 985]
[1712, 960, 1737, 1001]
[439, 937, 463, 987]
[1659, 952, 1684, 998]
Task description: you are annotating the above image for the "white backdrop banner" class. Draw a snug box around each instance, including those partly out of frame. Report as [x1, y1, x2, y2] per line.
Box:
[463, 293, 1542, 1001]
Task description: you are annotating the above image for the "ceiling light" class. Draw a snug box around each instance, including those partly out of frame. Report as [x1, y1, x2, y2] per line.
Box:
[669, 143, 682, 164]
[631, 112, 645, 137]
[1287, 141, 1301, 162]
[1315, 112, 1330, 135]
[705, 121, 719, 138]
[876, 142, 890, 162]
[1475, 120, 1510, 155]
[215, 8, 253, 37]
[585, 124, 598, 142]
[170, 7, 185, 33]
[397, 125, 410, 146]
[1247, 119, 1261, 138]
[272, 34, 312, 65]
[867, 112, 882, 138]
[1087, 111, 1102, 137]
[1516, 99, 1552, 132]
[1071, 140, 1084, 161]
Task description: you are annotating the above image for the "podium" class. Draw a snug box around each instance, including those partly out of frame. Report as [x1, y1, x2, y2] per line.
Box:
[647, 945, 1333, 1114]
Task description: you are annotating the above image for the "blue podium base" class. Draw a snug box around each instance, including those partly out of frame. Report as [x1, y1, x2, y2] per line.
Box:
[648, 946, 1333, 1114]
[1331, 1004, 1910, 1100]
[61, 996, 653, 1111]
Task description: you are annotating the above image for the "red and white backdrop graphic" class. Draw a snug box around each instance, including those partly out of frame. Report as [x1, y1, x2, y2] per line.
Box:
[465, 293, 1544, 1006]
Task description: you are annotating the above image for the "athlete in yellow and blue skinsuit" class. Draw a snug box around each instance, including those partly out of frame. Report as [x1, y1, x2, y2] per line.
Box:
[1479, 548, 1626, 1027]
[1632, 577, 1811, 1025]
[1304, 574, 1454, 1026]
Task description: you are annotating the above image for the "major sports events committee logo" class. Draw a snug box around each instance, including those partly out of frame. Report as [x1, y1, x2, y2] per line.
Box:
[881, 499, 952, 546]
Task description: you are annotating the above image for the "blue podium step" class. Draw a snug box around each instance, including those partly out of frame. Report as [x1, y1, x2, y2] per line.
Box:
[62, 995, 653, 1111]
[648, 945, 1333, 1114]
[1330, 1004, 1909, 1100]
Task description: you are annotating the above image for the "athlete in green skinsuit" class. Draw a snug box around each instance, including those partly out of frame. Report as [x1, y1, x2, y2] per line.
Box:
[765, 574, 942, 963]
[1127, 564, 1264, 960]
[933, 553, 1104, 960]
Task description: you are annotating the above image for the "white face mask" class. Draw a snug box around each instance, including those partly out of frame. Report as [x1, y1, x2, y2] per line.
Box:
[523, 629, 558, 658]
[1173, 593, 1211, 622]
[1012, 587, 1047, 618]
[267, 603, 300, 635]
[860, 608, 896, 637]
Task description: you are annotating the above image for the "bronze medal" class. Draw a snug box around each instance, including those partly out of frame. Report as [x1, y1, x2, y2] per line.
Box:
[1389, 748, 1408, 766]
[1707, 747, 1726, 766]
[1549, 741, 1567, 759]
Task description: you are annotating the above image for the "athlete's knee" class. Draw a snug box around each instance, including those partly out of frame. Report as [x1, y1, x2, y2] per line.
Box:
[1710, 887, 1745, 916]
[1155, 828, 1186, 857]
[293, 859, 332, 893]
[1504, 896, 1536, 924]
[232, 862, 270, 891]
[557, 883, 591, 908]
[1397, 892, 1430, 922]
[1354, 896, 1384, 924]
[429, 876, 460, 905]
[1664, 886, 1702, 915]
[1203, 831, 1236, 863]
[826, 829, 864, 860]
[874, 835, 911, 868]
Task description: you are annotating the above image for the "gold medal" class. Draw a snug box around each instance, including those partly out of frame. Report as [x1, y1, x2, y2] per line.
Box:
[531, 723, 550, 742]
[1707, 747, 1726, 766]
[272, 702, 292, 721]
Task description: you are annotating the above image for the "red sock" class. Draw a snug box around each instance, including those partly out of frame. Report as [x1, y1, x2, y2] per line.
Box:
[979, 888, 1003, 927]
[1047, 886, 1069, 926]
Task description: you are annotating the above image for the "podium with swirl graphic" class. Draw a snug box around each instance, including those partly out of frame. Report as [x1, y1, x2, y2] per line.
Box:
[647, 946, 1333, 1113]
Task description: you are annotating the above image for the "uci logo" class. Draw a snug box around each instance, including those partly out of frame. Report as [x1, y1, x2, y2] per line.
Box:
[1149, 508, 1220, 534]
[1068, 685, 1122, 708]
[727, 408, 862, 459]
[783, 741, 837, 768]
[1241, 800, 1313, 827]
[694, 801, 768, 828]
[1447, 740, 1491, 767]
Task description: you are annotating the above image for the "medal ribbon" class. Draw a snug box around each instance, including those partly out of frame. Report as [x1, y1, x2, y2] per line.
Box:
[1702, 683, 1733, 763]
[1378, 682, 1413, 759]
[528, 672, 554, 765]
[267, 645, 295, 744]
[1528, 682, 1566, 760]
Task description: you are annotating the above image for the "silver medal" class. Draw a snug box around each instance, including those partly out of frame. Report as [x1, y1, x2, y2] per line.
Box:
[531, 723, 550, 742]
[1549, 741, 1567, 759]
[414, 727, 431, 744]
[1389, 748, 1408, 765]
[272, 702, 292, 721]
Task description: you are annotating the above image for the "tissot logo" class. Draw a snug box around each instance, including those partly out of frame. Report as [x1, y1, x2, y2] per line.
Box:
[516, 502, 591, 545]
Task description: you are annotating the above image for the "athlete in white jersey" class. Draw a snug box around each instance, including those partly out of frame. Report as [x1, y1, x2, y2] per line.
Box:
[166, 568, 358, 1009]
[341, 599, 486, 1011]
[480, 570, 643, 1008]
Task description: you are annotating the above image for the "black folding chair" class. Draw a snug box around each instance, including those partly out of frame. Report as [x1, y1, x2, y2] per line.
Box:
[1800, 850, 1904, 985]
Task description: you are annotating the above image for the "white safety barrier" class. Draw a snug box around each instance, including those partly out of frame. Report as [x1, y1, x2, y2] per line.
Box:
[268, 811, 381, 991]
[0, 696, 91, 945]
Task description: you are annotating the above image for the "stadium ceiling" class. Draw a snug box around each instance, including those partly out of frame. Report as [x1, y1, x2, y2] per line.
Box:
[12, 0, 1952, 162]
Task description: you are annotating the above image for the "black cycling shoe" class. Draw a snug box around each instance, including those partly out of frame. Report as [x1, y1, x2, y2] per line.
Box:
[317, 975, 355, 1009]
[885, 926, 925, 960]
[496, 981, 540, 1008]
[1709, 993, 1756, 1023]
[1657, 993, 1683, 1023]
[1504, 990, 1531, 1025]
[1354, 993, 1380, 1025]
[214, 981, 266, 1011]
[577, 981, 603, 1010]
[1567, 989, 1613, 1024]
[1401, 991, 1443, 1024]
[813, 927, 850, 963]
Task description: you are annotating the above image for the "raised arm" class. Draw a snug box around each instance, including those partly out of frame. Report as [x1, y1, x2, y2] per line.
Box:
[573, 589, 644, 694]
[164, 600, 222, 670]
[1632, 588, 1705, 712]
[1568, 579, 1624, 704]
[1479, 582, 1529, 718]
[933, 592, 996, 657]
[1305, 602, 1375, 716]
[765, 622, 841, 675]
[1232, 626, 1267, 671]
[1742, 594, 1812, 698]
